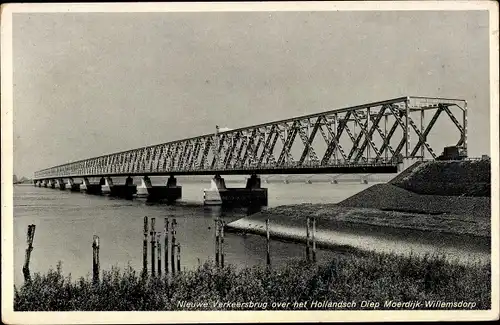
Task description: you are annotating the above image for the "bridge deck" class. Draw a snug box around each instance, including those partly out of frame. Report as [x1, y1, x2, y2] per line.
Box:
[44, 164, 399, 178]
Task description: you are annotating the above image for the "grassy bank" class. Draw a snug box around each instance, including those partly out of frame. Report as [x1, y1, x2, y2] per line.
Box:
[390, 159, 490, 197]
[227, 159, 491, 239]
[228, 201, 490, 239]
[337, 183, 490, 219]
[14, 252, 490, 311]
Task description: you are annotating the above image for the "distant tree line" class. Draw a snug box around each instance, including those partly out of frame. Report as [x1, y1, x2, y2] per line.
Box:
[14, 175, 31, 184]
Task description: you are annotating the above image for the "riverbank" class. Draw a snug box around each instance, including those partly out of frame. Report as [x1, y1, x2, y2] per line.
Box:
[226, 199, 489, 239]
[14, 251, 490, 311]
[226, 159, 491, 245]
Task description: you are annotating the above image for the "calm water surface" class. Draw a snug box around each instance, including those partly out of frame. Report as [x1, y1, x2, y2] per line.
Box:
[13, 179, 489, 286]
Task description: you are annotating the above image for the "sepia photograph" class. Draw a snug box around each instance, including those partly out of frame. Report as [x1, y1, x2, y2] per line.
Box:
[1, 1, 499, 323]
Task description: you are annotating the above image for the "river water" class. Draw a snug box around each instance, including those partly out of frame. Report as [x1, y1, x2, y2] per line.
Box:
[13, 179, 490, 286]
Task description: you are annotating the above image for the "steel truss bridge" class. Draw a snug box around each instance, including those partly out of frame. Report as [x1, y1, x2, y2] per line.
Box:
[34, 96, 467, 180]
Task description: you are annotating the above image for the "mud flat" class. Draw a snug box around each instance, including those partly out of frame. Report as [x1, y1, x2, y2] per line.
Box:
[226, 159, 491, 246]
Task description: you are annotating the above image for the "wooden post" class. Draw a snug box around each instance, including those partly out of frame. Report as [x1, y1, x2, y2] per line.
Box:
[171, 218, 176, 276]
[306, 216, 311, 262]
[22, 224, 36, 283]
[215, 216, 220, 267]
[164, 217, 169, 274]
[157, 232, 161, 277]
[266, 219, 271, 266]
[150, 217, 156, 277]
[143, 217, 148, 275]
[312, 217, 317, 263]
[220, 219, 225, 268]
[92, 235, 100, 284]
[177, 244, 181, 273]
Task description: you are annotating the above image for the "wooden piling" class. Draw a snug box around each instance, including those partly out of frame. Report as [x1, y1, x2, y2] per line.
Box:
[143, 217, 148, 275]
[220, 219, 225, 268]
[215, 216, 220, 267]
[92, 235, 100, 284]
[306, 216, 311, 262]
[164, 217, 169, 274]
[150, 218, 156, 277]
[22, 224, 36, 283]
[266, 219, 271, 266]
[171, 218, 176, 275]
[312, 217, 317, 263]
[177, 244, 181, 273]
[157, 232, 162, 277]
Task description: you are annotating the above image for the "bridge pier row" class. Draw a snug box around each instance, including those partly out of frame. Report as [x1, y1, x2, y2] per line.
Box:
[136, 176, 182, 202]
[80, 177, 102, 195]
[101, 176, 137, 199]
[203, 174, 268, 206]
[66, 178, 81, 192]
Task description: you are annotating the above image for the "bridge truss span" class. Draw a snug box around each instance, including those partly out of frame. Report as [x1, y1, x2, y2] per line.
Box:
[34, 96, 467, 180]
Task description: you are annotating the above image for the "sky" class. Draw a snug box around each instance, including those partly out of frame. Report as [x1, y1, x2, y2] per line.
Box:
[12, 9, 491, 178]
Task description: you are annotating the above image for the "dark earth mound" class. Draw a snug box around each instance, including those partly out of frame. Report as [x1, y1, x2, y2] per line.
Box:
[390, 159, 490, 197]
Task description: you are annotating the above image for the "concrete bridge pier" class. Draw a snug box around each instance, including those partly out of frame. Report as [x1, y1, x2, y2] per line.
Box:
[136, 175, 181, 202]
[101, 177, 113, 195]
[80, 177, 102, 194]
[80, 178, 87, 192]
[48, 179, 56, 189]
[56, 178, 66, 190]
[66, 178, 81, 192]
[101, 176, 137, 199]
[203, 174, 267, 206]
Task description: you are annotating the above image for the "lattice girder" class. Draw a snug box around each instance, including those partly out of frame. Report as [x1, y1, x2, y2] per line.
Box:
[33, 96, 467, 179]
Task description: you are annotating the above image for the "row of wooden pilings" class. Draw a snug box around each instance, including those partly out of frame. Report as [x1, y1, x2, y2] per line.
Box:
[91, 216, 183, 284]
[22, 217, 186, 285]
[141, 216, 181, 277]
[91, 214, 319, 281]
[214, 215, 318, 268]
[23, 215, 318, 284]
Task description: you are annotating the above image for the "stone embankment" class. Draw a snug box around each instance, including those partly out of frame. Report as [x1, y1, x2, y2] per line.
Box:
[226, 159, 491, 240]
